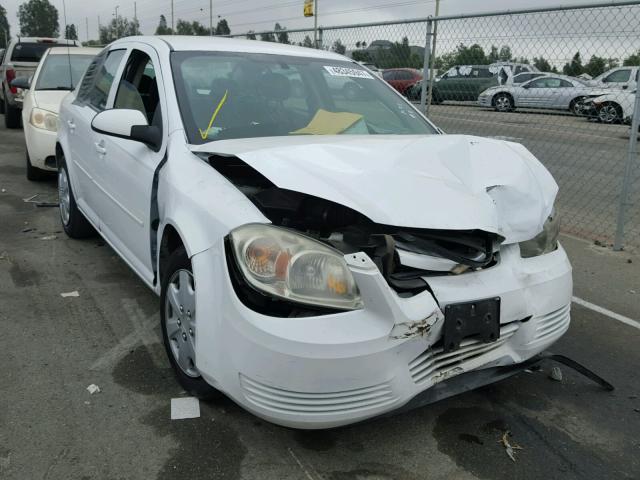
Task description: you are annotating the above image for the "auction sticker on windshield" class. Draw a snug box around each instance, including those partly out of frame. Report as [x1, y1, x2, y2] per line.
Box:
[324, 66, 374, 79]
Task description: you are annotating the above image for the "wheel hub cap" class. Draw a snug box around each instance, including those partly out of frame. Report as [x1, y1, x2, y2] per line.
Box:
[165, 269, 199, 377]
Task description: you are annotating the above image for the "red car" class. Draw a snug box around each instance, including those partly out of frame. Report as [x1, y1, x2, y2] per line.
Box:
[382, 68, 423, 95]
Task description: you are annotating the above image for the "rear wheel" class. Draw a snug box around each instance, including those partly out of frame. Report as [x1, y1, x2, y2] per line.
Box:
[26, 150, 48, 181]
[161, 247, 220, 398]
[598, 103, 622, 124]
[570, 97, 587, 116]
[58, 153, 95, 238]
[494, 93, 514, 112]
[0, 90, 5, 114]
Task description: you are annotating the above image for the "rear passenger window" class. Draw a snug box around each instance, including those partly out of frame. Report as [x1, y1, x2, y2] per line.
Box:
[85, 49, 125, 111]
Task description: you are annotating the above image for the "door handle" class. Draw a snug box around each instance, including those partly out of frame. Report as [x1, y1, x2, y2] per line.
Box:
[95, 140, 106, 155]
[67, 119, 75, 132]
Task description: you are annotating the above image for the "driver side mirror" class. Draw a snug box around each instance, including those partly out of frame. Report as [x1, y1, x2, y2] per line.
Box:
[91, 109, 162, 152]
[10, 76, 31, 90]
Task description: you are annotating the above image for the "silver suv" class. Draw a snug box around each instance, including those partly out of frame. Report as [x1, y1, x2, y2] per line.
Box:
[0, 37, 78, 128]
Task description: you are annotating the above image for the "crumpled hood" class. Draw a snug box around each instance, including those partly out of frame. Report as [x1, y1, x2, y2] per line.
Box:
[191, 134, 558, 243]
[32, 90, 70, 113]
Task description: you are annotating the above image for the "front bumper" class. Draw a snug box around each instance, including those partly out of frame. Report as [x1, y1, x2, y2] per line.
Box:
[23, 120, 58, 171]
[192, 241, 572, 429]
[478, 95, 492, 107]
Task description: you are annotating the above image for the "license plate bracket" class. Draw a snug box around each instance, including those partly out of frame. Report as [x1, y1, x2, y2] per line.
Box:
[443, 298, 501, 353]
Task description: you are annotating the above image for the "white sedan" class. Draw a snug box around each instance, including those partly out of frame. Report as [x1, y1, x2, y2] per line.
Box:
[16, 47, 99, 180]
[57, 36, 572, 429]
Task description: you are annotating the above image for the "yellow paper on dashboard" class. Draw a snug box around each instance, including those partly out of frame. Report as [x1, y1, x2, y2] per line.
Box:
[292, 109, 364, 135]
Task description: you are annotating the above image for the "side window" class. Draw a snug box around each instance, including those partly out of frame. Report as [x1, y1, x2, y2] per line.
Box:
[86, 49, 125, 111]
[528, 78, 547, 88]
[382, 70, 396, 81]
[603, 69, 631, 83]
[114, 49, 161, 128]
[559, 79, 573, 88]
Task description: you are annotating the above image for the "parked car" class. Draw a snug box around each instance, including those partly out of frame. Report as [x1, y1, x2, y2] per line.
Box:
[57, 36, 571, 429]
[1, 37, 79, 128]
[15, 47, 100, 180]
[429, 63, 538, 103]
[583, 89, 637, 124]
[584, 66, 638, 91]
[478, 74, 606, 114]
[382, 68, 422, 95]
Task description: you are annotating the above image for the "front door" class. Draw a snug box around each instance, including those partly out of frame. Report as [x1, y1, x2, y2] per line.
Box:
[92, 45, 166, 284]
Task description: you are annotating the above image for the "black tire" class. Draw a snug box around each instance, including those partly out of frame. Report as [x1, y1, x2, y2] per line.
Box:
[570, 97, 586, 116]
[160, 247, 220, 399]
[0, 90, 5, 114]
[58, 153, 96, 238]
[4, 99, 21, 129]
[26, 150, 48, 181]
[493, 93, 514, 112]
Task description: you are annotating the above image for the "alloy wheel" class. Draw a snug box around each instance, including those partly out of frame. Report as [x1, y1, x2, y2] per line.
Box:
[164, 269, 199, 377]
[598, 105, 620, 124]
[495, 95, 511, 112]
[58, 168, 71, 225]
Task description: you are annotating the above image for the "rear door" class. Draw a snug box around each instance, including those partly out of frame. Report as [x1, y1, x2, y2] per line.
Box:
[93, 45, 167, 282]
[66, 48, 126, 226]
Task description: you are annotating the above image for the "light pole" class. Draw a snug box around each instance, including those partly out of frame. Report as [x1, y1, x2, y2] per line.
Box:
[210, 0, 213, 36]
[313, 0, 319, 48]
[114, 5, 119, 38]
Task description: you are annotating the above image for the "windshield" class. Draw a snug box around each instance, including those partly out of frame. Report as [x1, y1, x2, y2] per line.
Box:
[11, 42, 74, 62]
[35, 54, 94, 90]
[171, 51, 436, 144]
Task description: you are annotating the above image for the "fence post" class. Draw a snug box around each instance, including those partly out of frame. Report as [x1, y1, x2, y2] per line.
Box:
[420, 19, 432, 113]
[613, 79, 640, 250]
[317, 28, 323, 49]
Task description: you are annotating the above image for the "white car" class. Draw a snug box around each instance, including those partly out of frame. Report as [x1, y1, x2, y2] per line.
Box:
[584, 89, 637, 124]
[57, 36, 572, 429]
[17, 47, 99, 180]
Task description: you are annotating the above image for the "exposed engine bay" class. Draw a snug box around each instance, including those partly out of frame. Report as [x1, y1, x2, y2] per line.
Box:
[208, 154, 503, 295]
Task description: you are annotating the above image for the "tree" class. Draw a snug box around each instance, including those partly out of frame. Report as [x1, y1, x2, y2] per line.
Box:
[155, 14, 172, 35]
[83, 39, 102, 46]
[331, 39, 346, 55]
[215, 19, 230, 35]
[65, 23, 77, 40]
[488, 45, 499, 63]
[100, 16, 139, 44]
[623, 50, 640, 66]
[274, 23, 289, 44]
[246, 30, 256, 40]
[176, 19, 194, 35]
[18, 0, 59, 37]
[563, 51, 583, 76]
[0, 4, 11, 48]
[260, 31, 275, 42]
[302, 35, 313, 48]
[533, 56, 552, 72]
[498, 45, 512, 62]
[584, 55, 607, 77]
[454, 43, 487, 65]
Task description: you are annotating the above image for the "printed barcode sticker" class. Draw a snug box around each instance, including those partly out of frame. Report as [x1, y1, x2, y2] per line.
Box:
[324, 66, 374, 79]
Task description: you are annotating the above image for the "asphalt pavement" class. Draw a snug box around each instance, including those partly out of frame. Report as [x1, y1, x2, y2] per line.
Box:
[1, 113, 639, 480]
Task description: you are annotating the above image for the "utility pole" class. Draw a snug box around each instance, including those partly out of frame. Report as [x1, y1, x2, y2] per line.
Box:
[171, 0, 174, 34]
[114, 5, 119, 38]
[85, 17, 89, 41]
[426, 0, 440, 110]
[313, 0, 319, 48]
[209, 0, 213, 36]
[98, 15, 101, 40]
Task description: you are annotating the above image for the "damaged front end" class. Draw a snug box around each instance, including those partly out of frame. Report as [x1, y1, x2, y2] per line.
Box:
[209, 154, 503, 302]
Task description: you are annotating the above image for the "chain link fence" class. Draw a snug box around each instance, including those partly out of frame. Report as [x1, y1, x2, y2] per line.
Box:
[229, 1, 640, 251]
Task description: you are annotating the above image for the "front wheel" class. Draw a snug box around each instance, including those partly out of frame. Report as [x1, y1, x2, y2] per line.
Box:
[58, 154, 95, 238]
[4, 98, 21, 129]
[598, 103, 622, 124]
[161, 247, 220, 398]
[570, 97, 587, 116]
[493, 93, 514, 112]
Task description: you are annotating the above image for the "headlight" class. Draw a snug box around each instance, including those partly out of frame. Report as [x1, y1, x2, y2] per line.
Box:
[229, 224, 362, 310]
[519, 208, 560, 258]
[30, 108, 58, 132]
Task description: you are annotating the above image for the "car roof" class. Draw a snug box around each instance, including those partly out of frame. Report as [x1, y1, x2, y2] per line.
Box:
[12, 37, 78, 44]
[112, 35, 349, 61]
[47, 47, 102, 55]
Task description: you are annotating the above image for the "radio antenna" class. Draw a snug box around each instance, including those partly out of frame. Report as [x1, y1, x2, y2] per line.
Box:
[61, 0, 73, 90]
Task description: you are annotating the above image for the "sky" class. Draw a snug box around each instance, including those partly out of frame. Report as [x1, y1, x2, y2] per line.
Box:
[2, 0, 639, 66]
[0, 0, 635, 41]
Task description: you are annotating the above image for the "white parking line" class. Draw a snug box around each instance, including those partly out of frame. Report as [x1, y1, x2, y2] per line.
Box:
[572, 296, 640, 331]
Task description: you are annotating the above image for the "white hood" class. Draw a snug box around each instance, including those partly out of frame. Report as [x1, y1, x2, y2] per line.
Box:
[192, 135, 558, 243]
[32, 90, 71, 114]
